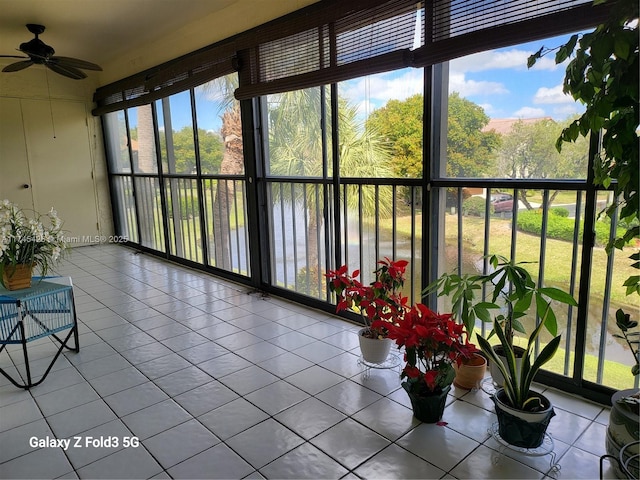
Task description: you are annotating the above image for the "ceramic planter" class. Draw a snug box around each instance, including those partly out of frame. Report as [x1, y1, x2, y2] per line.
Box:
[453, 353, 487, 390]
[403, 382, 451, 423]
[489, 345, 524, 387]
[606, 389, 639, 478]
[358, 328, 392, 364]
[492, 388, 555, 448]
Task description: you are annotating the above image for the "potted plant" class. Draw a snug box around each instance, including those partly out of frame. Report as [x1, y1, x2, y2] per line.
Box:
[476, 318, 561, 448]
[0, 200, 68, 290]
[373, 303, 477, 422]
[326, 257, 408, 363]
[424, 272, 488, 390]
[606, 309, 639, 478]
[425, 254, 578, 387]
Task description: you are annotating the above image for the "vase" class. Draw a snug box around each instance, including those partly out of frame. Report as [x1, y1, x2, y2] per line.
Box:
[402, 382, 451, 423]
[492, 388, 555, 448]
[1, 263, 33, 290]
[453, 353, 487, 390]
[358, 328, 392, 364]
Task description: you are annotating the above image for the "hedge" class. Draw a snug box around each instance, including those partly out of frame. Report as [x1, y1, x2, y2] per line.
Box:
[517, 209, 627, 247]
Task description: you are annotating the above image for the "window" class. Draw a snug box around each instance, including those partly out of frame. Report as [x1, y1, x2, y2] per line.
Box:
[438, 33, 589, 179]
[99, 1, 625, 402]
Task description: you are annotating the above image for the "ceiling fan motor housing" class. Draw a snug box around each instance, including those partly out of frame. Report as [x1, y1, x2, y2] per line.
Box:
[20, 38, 55, 63]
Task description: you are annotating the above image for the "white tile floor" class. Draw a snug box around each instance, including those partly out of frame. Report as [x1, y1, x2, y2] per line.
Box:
[0, 245, 620, 479]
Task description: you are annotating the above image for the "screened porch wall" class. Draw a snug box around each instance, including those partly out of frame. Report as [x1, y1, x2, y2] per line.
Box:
[99, 0, 637, 405]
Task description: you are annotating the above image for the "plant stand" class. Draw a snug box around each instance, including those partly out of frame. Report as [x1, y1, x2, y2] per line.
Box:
[488, 422, 560, 475]
[600, 440, 639, 480]
[481, 376, 497, 396]
[357, 353, 401, 379]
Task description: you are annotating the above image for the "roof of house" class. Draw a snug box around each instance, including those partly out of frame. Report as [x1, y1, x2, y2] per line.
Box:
[482, 117, 553, 135]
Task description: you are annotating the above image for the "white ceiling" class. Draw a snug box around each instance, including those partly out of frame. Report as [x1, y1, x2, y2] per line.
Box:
[0, 0, 317, 85]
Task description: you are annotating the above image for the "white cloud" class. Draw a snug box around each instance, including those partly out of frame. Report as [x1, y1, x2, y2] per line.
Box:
[341, 69, 423, 107]
[355, 99, 377, 119]
[552, 104, 582, 119]
[533, 84, 574, 104]
[449, 72, 508, 96]
[478, 103, 496, 115]
[513, 106, 546, 118]
[450, 48, 560, 74]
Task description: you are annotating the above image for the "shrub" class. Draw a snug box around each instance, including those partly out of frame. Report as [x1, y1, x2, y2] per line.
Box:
[550, 207, 569, 217]
[462, 196, 492, 217]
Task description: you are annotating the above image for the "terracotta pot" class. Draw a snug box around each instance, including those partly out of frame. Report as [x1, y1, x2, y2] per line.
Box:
[493, 388, 555, 448]
[403, 382, 451, 423]
[1, 263, 33, 290]
[453, 353, 487, 390]
[358, 328, 392, 364]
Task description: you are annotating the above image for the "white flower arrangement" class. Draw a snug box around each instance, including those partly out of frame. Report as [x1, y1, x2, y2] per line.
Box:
[0, 199, 68, 278]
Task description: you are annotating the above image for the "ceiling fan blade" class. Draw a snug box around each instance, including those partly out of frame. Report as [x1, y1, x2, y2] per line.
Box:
[2, 60, 34, 72]
[0, 55, 29, 59]
[50, 56, 102, 71]
[46, 62, 87, 80]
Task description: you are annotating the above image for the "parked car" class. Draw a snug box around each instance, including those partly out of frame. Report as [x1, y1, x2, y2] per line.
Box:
[491, 193, 514, 213]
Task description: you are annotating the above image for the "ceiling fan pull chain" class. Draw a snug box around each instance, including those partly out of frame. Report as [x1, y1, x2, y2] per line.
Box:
[45, 68, 57, 139]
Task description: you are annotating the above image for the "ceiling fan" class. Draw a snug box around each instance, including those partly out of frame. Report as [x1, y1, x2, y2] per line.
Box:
[1, 24, 102, 80]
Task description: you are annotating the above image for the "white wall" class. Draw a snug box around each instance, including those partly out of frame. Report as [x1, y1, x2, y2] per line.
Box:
[0, 65, 113, 244]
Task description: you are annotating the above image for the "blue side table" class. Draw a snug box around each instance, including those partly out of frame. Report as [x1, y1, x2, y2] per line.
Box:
[0, 277, 79, 389]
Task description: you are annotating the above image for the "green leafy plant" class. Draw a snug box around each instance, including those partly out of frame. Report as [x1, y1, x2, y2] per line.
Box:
[424, 254, 578, 348]
[614, 308, 640, 376]
[527, 2, 638, 241]
[476, 319, 560, 411]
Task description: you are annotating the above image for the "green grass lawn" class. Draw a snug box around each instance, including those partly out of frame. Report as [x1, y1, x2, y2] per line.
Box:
[446, 214, 636, 309]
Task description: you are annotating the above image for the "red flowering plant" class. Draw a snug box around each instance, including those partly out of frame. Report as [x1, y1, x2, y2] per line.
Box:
[373, 303, 478, 396]
[326, 257, 409, 339]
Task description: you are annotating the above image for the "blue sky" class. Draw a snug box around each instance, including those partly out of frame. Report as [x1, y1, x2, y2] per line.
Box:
[341, 31, 587, 123]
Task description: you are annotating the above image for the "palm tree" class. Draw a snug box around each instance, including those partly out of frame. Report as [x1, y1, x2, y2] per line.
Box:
[267, 87, 393, 276]
[136, 104, 158, 249]
[199, 75, 244, 270]
[200, 79, 393, 283]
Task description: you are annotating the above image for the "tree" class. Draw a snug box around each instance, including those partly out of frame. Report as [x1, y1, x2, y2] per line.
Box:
[268, 88, 393, 270]
[135, 104, 157, 248]
[367, 92, 500, 179]
[201, 75, 244, 271]
[197, 130, 225, 174]
[447, 93, 501, 178]
[496, 118, 588, 208]
[367, 94, 423, 178]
